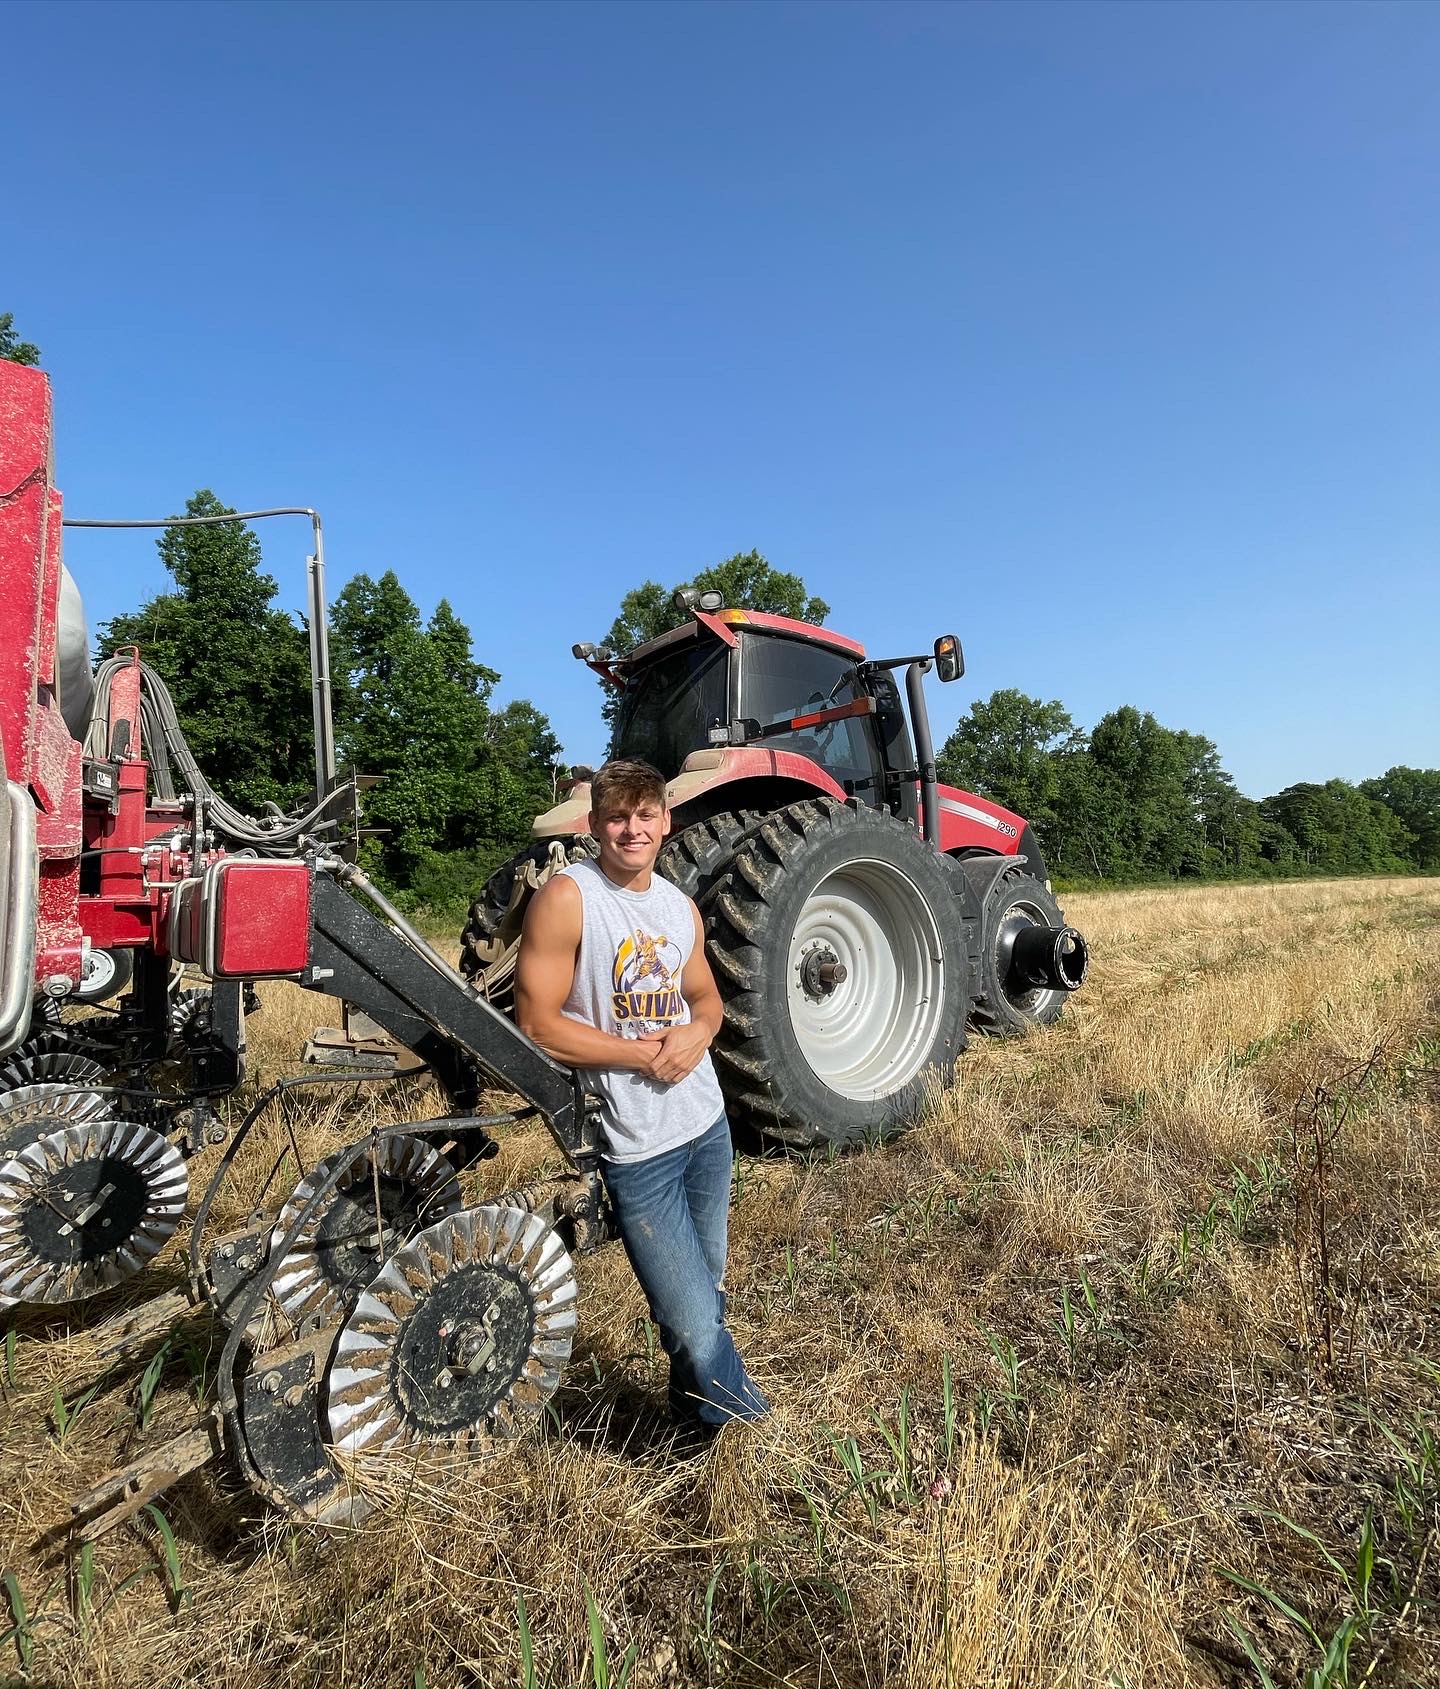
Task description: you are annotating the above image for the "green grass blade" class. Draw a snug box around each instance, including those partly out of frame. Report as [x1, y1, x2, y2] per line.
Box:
[583, 1580, 609, 1689]
[2, 1572, 33, 1671]
[516, 1591, 536, 1689]
[1221, 1612, 1277, 1689]
[144, 1503, 189, 1612]
[1215, 1566, 1323, 1651]
[136, 1339, 172, 1431]
[75, 1541, 95, 1640]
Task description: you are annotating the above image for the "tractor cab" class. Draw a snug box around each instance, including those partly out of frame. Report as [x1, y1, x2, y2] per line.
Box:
[588, 602, 949, 832]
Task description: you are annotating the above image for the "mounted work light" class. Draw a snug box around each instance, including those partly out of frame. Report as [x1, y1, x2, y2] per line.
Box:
[672, 587, 725, 615]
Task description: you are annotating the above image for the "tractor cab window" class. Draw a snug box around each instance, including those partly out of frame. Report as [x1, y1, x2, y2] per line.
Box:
[610, 639, 731, 779]
[739, 634, 882, 798]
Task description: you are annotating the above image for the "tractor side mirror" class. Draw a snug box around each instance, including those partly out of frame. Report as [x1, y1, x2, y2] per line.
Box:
[934, 635, 964, 682]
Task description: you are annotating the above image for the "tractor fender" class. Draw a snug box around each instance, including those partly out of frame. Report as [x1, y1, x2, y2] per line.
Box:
[531, 748, 848, 838]
[948, 851, 1030, 919]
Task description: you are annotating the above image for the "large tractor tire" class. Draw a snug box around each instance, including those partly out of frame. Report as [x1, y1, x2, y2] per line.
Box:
[460, 836, 599, 1015]
[656, 810, 761, 900]
[704, 798, 971, 1149]
[969, 869, 1078, 1037]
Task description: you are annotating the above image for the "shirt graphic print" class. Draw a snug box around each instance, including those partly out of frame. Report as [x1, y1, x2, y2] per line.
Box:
[611, 926, 686, 1031]
[558, 858, 725, 1163]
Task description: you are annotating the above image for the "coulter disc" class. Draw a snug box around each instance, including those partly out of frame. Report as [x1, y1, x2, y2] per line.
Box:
[0, 1039, 108, 1095]
[268, 1138, 464, 1331]
[0, 1085, 117, 1156]
[0, 1119, 188, 1310]
[325, 1205, 578, 1458]
[168, 988, 213, 1040]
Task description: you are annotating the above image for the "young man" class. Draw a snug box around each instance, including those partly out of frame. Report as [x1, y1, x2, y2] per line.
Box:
[516, 759, 768, 1435]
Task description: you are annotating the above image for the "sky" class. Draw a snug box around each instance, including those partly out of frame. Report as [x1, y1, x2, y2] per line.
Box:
[5, 0, 1437, 797]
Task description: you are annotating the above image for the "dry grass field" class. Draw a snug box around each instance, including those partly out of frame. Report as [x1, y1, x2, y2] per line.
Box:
[2, 876, 1437, 1688]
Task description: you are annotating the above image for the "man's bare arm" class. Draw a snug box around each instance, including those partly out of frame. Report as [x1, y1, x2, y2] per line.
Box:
[515, 877, 661, 1072]
[648, 901, 724, 1084]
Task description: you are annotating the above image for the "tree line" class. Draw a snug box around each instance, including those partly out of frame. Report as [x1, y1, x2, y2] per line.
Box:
[99, 498, 1435, 908]
[937, 689, 1438, 883]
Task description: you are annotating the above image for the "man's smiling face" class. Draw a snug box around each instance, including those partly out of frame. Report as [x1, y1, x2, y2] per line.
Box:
[591, 797, 671, 880]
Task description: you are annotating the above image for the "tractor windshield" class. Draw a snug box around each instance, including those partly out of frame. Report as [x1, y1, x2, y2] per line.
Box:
[739, 632, 882, 795]
[611, 639, 730, 778]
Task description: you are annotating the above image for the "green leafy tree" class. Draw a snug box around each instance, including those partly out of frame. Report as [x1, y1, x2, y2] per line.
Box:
[1045, 747, 1125, 881]
[331, 572, 563, 898]
[1360, 766, 1440, 870]
[332, 572, 484, 875]
[100, 492, 313, 812]
[1087, 706, 1206, 878]
[599, 548, 831, 742]
[602, 549, 831, 655]
[1172, 729, 1257, 875]
[484, 699, 563, 815]
[1259, 780, 1413, 875]
[0, 313, 40, 366]
[428, 599, 499, 696]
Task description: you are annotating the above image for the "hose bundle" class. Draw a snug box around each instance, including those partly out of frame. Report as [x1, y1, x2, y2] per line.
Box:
[83, 655, 348, 855]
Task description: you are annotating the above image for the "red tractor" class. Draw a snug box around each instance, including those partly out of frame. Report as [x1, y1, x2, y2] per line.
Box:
[461, 593, 1088, 1148]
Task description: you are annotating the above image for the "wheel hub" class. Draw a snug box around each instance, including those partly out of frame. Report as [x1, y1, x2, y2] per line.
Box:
[994, 901, 1064, 1011]
[402, 1264, 534, 1426]
[798, 945, 847, 1000]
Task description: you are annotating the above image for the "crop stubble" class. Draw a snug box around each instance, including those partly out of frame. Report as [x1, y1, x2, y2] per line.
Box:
[1, 875, 1437, 1687]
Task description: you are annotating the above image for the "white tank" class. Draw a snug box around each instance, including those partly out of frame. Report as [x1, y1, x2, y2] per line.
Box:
[57, 563, 94, 742]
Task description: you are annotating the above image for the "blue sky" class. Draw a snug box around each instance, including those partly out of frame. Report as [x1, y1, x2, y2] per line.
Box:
[7, 0, 1437, 797]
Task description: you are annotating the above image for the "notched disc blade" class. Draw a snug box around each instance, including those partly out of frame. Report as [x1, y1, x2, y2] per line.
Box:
[326, 1204, 578, 1461]
[0, 1119, 187, 1310]
[0, 1040, 108, 1095]
[0, 1085, 117, 1157]
[268, 1138, 463, 1331]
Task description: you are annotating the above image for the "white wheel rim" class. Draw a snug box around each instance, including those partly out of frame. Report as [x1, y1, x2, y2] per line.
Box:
[78, 948, 118, 1001]
[785, 857, 946, 1100]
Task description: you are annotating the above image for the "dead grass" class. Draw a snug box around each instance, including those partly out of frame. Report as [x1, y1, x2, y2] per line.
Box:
[2, 875, 1438, 1687]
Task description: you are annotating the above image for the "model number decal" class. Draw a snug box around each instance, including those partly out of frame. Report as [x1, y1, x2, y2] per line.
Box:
[939, 797, 1018, 838]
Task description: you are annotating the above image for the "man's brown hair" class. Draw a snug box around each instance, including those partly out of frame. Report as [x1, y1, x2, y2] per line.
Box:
[588, 759, 668, 817]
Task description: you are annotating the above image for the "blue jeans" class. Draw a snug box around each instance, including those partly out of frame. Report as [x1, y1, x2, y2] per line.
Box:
[601, 1115, 769, 1429]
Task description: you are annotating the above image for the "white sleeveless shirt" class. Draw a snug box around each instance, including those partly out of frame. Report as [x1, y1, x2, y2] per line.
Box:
[559, 858, 726, 1163]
